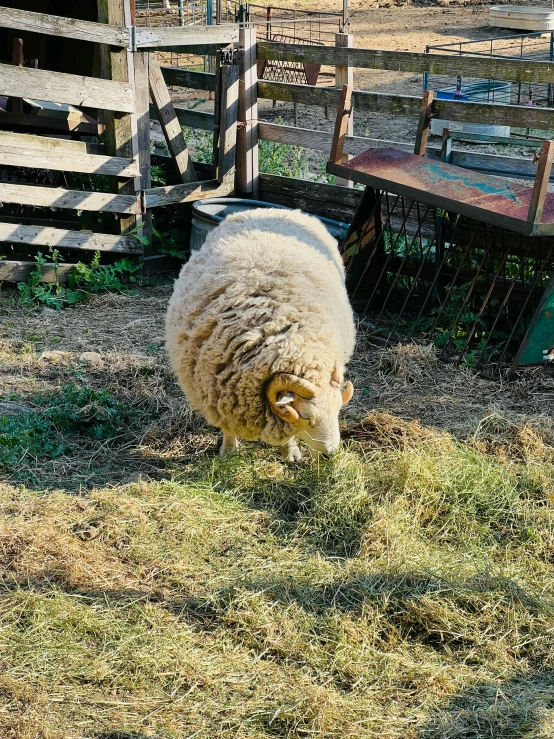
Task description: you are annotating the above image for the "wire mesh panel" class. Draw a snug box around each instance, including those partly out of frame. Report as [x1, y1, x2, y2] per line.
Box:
[425, 32, 554, 109]
[135, 0, 210, 27]
[343, 188, 554, 374]
[136, 0, 212, 69]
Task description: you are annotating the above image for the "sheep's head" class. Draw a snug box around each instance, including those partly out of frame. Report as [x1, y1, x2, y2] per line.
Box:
[266, 365, 354, 455]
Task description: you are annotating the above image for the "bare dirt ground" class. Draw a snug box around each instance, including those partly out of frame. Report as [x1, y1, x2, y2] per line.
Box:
[2, 282, 554, 492]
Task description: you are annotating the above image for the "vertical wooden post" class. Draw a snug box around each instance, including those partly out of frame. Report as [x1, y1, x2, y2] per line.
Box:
[441, 128, 452, 164]
[97, 0, 141, 238]
[528, 139, 554, 225]
[217, 62, 240, 185]
[211, 49, 223, 178]
[236, 26, 259, 198]
[134, 50, 153, 253]
[335, 32, 353, 188]
[414, 89, 434, 157]
[329, 85, 353, 166]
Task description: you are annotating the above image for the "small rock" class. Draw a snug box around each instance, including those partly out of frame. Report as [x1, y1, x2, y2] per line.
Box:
[0, 401, 31, 415]
[79, 351, 103, 367]
[40, 307, 58, 317]
[121, 471, 145, 485]
[40, 350, 67, 362]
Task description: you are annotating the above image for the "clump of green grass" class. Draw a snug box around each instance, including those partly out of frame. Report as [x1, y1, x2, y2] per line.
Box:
[0, 384, 136, 478]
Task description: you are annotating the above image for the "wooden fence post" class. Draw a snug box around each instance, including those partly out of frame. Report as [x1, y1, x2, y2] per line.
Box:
[217, 62, 240, 185]
[134, 50, 153, 253]
[97, 0, 142, 238]
[236, 25, 259, 198]
[335, 32, 353, 188]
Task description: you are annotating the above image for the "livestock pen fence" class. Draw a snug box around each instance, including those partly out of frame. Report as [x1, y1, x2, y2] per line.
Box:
[0, 2, 246, 279]
[166, 37, 554, 373]
[2, 6, 554, 372]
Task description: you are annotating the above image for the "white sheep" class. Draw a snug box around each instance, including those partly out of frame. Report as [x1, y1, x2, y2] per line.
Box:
[165, 208, 356, 461]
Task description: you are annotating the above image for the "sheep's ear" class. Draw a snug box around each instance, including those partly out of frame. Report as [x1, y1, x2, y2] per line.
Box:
[271, 393, 300, 422]
[342, 381, 354, 406]
[275, 392, 295, 406]
[266, 373, 316, 422]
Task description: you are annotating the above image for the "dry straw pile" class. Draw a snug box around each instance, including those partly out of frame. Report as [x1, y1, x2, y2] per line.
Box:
[0, 284, 553, 738]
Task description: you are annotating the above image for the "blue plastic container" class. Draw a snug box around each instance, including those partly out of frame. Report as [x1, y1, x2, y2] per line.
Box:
[190, 198, 349, 251]
[430, 81, 512, 137]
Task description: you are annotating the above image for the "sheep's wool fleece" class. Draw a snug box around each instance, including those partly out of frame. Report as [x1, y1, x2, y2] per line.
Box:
[165, 208, 356, 445]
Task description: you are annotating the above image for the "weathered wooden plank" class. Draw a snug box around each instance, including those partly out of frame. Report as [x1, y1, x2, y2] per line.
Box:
[335, 33, 354, 188]
[414, 90, 434, 156]
[134, 50, 153, 253]
[135, 24, 239, 49]
[150, 55, 197, 183]
[528, 140, 554, 223]
[0, 63, 135, 113]
[149, 103, 215, 131]
[258, 80, 554, 130]
[0, 259, 74, 283]
[0, 111, 104, 135]
[0, 223, 142, 253]
[330, 85, 353, 164]
[211, 51, 223, 177]
[0, 131, 138, 176]
[144, 180, 233, 209]
[0, 182, 141, 214]
[258, 120, 554, 181]
[217, 64, 239, 185]
[257, 41, 554, 85]
[0, 131, 105, 154]
[259, 173, 361, 222]
[436, 98, 554, 131]
[0, 6, 130, 47]
[161, 66, 216, 92]
[98, 0, 140, 238]
[258, 80, 423, 116]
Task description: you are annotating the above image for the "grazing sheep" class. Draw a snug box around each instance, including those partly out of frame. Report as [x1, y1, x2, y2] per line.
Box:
[165, 208, 356, 461]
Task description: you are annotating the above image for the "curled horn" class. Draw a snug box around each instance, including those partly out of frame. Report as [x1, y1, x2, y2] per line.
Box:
[266, 373, 318, 408]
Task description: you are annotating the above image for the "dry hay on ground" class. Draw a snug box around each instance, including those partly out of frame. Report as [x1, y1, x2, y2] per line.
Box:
[1, 282, 554, 738]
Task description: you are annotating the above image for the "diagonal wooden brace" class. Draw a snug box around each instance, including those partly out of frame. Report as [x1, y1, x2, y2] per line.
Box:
[149, 54, 197, 184]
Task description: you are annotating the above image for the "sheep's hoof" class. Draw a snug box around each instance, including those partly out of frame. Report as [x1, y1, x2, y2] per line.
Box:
[281, 440, 303, 463]
[220, 434, 238, 456]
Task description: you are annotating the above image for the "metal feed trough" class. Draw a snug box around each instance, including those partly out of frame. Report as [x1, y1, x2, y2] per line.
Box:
[327, 86, 554, 376]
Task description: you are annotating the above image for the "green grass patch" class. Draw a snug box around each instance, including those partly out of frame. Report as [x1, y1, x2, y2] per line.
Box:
[17, 250, 141, 311]
[0, 384, 137, 479]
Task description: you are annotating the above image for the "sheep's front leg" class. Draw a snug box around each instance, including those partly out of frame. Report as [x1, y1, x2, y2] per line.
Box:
[281, 437, 303, 463]
[220, 432, 238, 456]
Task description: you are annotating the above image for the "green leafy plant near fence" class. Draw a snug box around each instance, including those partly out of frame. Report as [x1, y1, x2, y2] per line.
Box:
[17, 250, 141, 310]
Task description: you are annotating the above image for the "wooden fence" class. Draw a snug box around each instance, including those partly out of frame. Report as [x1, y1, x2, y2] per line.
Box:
[158, 36, 554, 219]
[2, 5, 554, 281]
[0, 2, 241, 280]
